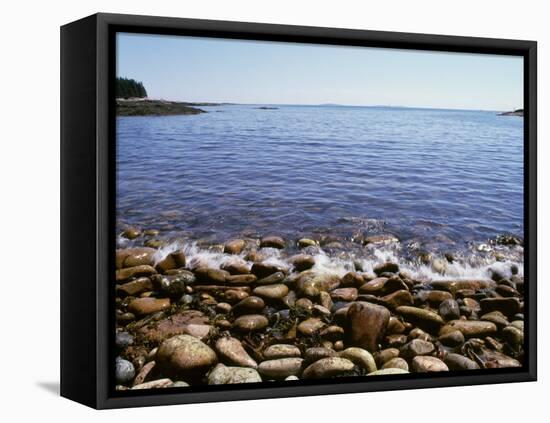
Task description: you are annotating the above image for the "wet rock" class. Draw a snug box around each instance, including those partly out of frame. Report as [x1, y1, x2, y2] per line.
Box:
[289, 254, 315, 271]
[131, 379, 173, 389]
[338, 347, 377, 373]
[400, 339, 435, 359]
[302, 357, 355, 379]
[346, 302, 390, 352]
[380, 290, 413, 309]
[258, 358, 303, 379]
[304, 347, 337, 366]
[395, 306, 444, 332]
[260, 236, 285, 249]
[224, 239, 246, 255]
[184, 324, 212, 340]
[298, 238, 317, 248]
[430, 279, 496, 294]
[480, 297, 521, 317]
[438, 299, 460, 321]
[233, 314, 269, 332]
[296, 271, 341, 297]
[415, 290, 453, 306]
[264, 344, 301, 359]
[156, 335, 217, 379]
[208, 363, 262, 384]
[256, 271, 285, 285]
[214, 337, 257, 368]
[375, 348, 400, 366]
[439, 320, 497, 338]
[224, 289, 249, 303]
[387, 317, 406, 335]
[319, 291, 333, 310]
[155, 251, 186, 273]
[298, 317, 326, 336]
[128, 297, 170, 316]
[253, 284, 289, 300]
[232, 296, 265, 315]
[412, 356, 449, 372]
[386, 334, 408, 348]
[251, 262, 286, 279]
[122, 227, 141, 240]
[195, 267, 229, 284]
[117, 277, 153, 297]
[367, 368, 409, 376]
[502, 325, 524, 347]
[342, 272, 365, 287]
[116, 265, 157, 282]
[320, 325, 345, 341]
[359, 277, 408, 296]
[295, 297, 314, 313]
[225, 274, 257, 285]
[444, 353, 480, 370]
[330, 288, 358, 302]
[374, 262, 399, 275]
[136, 310, 209, 344]
[382, 357, 409, 371]
[116, 332, 134, 349]
[152, 272, 194, 297]
[115, 358, 135, 385]
[116, 247, 156, 269]
[221, 259, 250, 275]
[363, 234, 399, 245]
[438, 330, 465, 347]
[215, 302, 232, 313]
[480, 311, 509, 329]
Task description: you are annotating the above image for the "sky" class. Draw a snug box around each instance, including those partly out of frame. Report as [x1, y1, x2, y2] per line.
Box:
[117, 32, 523, 111]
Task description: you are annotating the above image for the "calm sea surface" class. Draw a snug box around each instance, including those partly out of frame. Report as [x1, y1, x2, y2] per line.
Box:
[116, 105, 523, 254]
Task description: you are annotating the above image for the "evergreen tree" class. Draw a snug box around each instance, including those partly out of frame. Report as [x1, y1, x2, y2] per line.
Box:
[116, 77, 148, 98]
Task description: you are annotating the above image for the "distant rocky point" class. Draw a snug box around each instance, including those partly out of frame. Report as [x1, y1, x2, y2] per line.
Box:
[116, 98, 206, 116]
[255, 106, 279, 110]
[498, 109, 523, 117]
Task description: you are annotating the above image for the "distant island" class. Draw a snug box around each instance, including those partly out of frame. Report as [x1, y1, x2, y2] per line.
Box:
[115, 77, 213, 116]
[255, 106, 279, 110]
[116, 98, 206, 116]
[498, 108, 524, 117]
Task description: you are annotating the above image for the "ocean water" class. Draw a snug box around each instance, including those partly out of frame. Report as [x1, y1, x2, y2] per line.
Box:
[116, 105, 524, 277]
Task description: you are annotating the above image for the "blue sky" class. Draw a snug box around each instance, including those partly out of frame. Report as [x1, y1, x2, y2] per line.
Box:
[117, 32, 523, 111]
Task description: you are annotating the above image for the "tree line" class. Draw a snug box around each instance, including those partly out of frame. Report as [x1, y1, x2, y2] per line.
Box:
[116, 77, 148, 99]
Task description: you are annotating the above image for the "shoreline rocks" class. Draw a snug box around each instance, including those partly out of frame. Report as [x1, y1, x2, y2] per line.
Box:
[114, 235, 525, 389]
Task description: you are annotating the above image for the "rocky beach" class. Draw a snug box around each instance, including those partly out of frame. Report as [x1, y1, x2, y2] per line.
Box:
[114, 229, 524, 390]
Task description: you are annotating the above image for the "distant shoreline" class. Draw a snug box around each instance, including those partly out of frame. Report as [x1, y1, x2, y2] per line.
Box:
[498, 109, 524, 117]
[116, 98, 208, 116]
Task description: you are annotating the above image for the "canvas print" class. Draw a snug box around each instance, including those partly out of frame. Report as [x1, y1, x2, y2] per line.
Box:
[114, 33, 525, 391]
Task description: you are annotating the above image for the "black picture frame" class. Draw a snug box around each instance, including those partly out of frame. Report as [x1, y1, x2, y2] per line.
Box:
[60, 12, 537, 409]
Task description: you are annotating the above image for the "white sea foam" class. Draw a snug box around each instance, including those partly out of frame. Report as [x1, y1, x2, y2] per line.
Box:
[152, 240, 522, 281]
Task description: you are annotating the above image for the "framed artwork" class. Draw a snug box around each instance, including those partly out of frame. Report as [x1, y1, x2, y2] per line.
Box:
[61, 13, 537, 408]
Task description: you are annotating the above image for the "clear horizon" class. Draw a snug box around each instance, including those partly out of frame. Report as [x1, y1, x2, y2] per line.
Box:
[117, 33, 523, 111]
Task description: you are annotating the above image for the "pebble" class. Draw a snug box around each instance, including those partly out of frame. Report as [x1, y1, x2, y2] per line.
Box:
[253, 284, 289, 300]
[263, 344, 302, 359]
[128, 297, 170, 316]
[302, 357, 355, 379]
[115, 358, 135, 385]
[346, 302, 390, 351]
[215, 337, 258, 369]
[258, 358, 303, 379]
[289, 254, 316, 271]
[232, 296, 265, 315]
[224, 239, 246, 255]
[115, 332, 134, 349]
[298, 317, 326, 335]
[399, 339, 435, 359]
[208, 363, 262, 384]
[382, 357, 409, 371]
[338, 347, 377, 373]
[438, 299, 461, 320]
[131, 379, 173, 389]
[260, 236, 285, 249]
[367, 368, 409, 376]
[412, 356, 449, 372]
[116, 265, 157, 282]
[233, 314, 269, 332]
[395, 306, 444, 332]
[439, 320, 497, 338]
[438, 330, 465, 347]
[444, 353, 480, 370]
[156, 335, 217, 378]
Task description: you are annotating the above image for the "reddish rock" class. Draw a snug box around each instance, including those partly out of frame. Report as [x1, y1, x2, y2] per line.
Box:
[346, 301, 390, 352]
